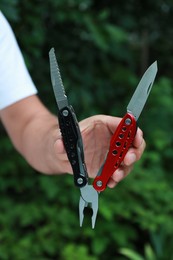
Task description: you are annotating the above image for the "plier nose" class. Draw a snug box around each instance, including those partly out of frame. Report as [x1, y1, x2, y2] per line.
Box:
[79, 184, 99, 229]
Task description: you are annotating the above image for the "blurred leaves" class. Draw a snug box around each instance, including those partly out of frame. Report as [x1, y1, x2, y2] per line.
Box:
[120, 244, 157, 260]
[1, 0, 173, 259]
[62, 244, 97, 260]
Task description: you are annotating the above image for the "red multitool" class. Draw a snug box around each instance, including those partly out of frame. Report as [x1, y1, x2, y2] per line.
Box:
[93, 61, 158, 192]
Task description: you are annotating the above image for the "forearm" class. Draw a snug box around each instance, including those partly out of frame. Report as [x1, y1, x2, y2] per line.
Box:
[20, 112, 64, 174]
[0, 95, 67, 174]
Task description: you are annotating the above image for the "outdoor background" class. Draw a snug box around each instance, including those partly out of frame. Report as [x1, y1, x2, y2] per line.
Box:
[0, 0, 173, 259]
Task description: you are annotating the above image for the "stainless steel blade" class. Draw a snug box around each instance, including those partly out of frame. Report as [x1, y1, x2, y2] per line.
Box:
[49, 48, 68, 109]
[127, 61, 158, 120]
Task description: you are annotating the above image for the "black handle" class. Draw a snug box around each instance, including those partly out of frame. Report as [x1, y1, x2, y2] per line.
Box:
[58, 105, 88, 188]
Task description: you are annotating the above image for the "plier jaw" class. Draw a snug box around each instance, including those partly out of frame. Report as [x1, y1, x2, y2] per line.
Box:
[79, 184, 99, 229]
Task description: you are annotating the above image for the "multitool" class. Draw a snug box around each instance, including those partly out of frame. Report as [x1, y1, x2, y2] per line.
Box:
[49, 48, 157, 228]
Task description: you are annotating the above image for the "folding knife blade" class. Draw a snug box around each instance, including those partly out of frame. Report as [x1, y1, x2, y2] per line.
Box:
[49, 48, 68, 110]
[127, 61, 158, 120]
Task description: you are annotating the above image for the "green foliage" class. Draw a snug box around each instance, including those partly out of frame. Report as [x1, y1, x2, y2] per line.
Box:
[120, 244, 157, 260]
[1, 0, 173, 259]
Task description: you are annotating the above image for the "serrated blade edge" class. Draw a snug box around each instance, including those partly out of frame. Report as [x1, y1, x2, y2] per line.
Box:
[49, 48, 68, 109]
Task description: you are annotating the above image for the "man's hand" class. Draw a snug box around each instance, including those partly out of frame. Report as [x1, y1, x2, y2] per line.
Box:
[54, 115, 145, 188]
[0, 95, 145, 184]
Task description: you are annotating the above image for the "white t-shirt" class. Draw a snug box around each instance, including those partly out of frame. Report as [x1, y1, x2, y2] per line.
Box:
[0, 11, 37, 110]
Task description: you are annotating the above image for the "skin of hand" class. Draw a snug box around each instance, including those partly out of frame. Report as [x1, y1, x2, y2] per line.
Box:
[0, 95, 145, 188]
[54, 115, 145, 188]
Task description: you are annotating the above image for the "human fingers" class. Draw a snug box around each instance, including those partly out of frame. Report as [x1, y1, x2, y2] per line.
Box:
[106, 128, 145, 188]
[54, 138, 65, 154]
[107, 164, 134, 188]
[121, 128, 144, 162]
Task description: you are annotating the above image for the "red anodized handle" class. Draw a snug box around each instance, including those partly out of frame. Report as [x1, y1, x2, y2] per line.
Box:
[93, 113, 137, 192]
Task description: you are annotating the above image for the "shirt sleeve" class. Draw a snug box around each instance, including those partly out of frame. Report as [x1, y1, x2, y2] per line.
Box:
[0, 11, 37, 110]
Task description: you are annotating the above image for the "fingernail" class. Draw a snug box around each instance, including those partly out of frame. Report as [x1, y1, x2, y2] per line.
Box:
[139, 135, 143, 146]
[127, 153, 136, 165]
[115, 170, 124, 182]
